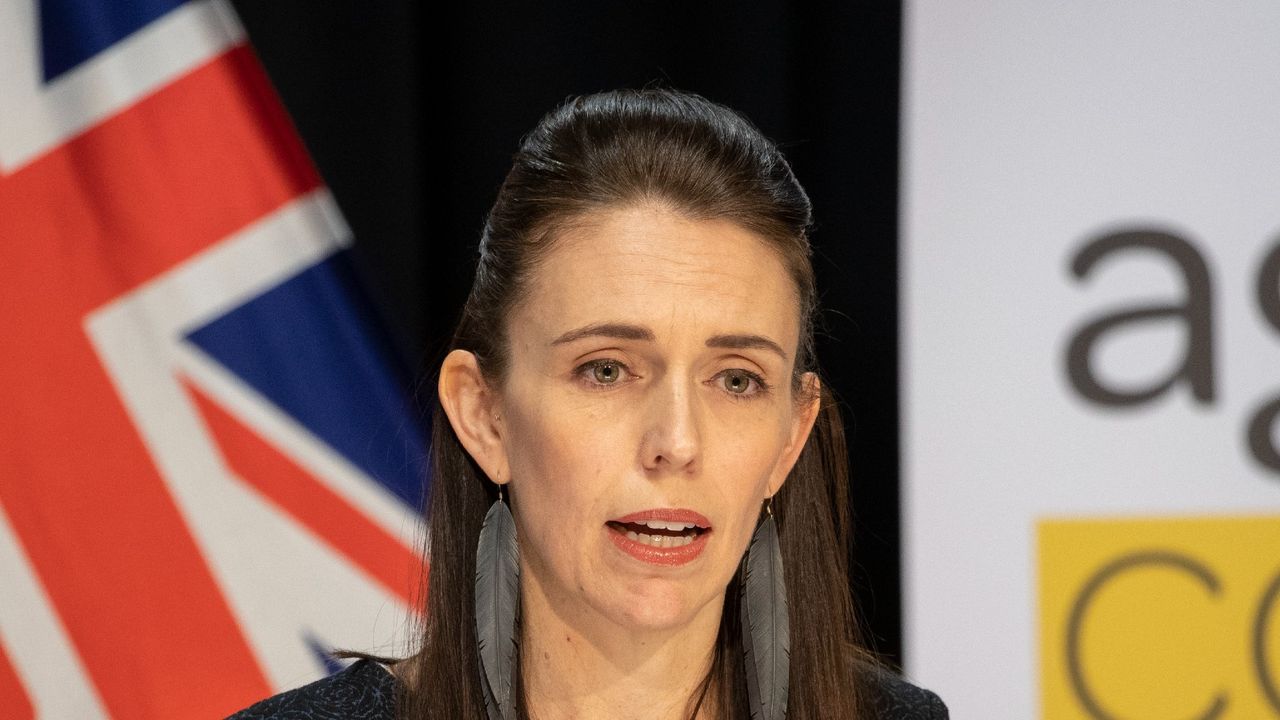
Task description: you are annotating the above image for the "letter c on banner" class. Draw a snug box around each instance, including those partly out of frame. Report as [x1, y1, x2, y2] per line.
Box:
[1065, 551, 1227, 720]
[1254, 569, 1280, 712]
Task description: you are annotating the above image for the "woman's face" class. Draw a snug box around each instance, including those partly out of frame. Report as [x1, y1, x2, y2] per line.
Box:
[472, 204, 818, 634]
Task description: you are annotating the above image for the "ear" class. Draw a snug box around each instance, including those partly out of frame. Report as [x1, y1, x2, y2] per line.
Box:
[437, 349, 510, 487]
[766, 372, 822, 497]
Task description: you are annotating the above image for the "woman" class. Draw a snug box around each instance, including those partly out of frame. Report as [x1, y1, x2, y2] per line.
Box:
[229, 87, 947, 719]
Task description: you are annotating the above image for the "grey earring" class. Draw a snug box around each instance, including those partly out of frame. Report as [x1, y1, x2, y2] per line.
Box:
[475, 485, 519, 720]
[741, 496, 789, 720]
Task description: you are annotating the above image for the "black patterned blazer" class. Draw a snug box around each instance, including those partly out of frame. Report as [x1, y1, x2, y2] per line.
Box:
[226, 657, 949, 719]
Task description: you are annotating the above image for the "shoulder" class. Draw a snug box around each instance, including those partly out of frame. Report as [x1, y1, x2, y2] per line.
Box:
[857, 662, 949, 720]
[224, 659, 398, 720]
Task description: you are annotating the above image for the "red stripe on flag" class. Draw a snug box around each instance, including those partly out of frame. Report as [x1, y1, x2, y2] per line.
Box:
[184, 380, 425, 607]
[0, 641, 34, 720]
[0, 43, 322, 314]
[0, 45, 325, 719]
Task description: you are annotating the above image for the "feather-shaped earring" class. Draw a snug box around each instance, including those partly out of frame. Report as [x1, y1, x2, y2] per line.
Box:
[475, 485, 520, 720]
[741, 496, 789, 720]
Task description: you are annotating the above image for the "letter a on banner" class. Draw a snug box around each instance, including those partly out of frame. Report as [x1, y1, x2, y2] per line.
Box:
[0, 1, 428, 718]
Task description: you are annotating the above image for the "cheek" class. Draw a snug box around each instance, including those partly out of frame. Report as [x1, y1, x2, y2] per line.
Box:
[502, 394, 621, 552]
[505, 394, 618, 493]
[703, 415, 792, 542]
[707, 410, 791, 489]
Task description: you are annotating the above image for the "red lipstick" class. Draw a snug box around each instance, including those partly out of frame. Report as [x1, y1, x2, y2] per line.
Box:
[605, 508, 712, 566]
[611, 508, 711, 527]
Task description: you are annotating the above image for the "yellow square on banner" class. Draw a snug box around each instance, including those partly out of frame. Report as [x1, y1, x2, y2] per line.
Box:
[1038, 515, 1280, 719]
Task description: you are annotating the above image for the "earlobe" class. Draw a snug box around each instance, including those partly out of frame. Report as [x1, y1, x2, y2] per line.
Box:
[437, 349, 510, 486]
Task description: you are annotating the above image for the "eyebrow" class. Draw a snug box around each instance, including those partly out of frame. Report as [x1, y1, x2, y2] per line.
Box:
[551, 322, 787, 361]
[552, 322, 655, 345]
[706, 333, 788, 361]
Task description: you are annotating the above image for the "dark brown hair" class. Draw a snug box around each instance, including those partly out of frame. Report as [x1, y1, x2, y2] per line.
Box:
[398, 87, 873, 719]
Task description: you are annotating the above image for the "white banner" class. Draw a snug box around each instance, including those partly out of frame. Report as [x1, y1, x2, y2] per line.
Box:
[902, 2, 1280, 717]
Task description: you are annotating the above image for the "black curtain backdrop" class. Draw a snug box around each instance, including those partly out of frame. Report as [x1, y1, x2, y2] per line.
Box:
[230, 1, 906, 665]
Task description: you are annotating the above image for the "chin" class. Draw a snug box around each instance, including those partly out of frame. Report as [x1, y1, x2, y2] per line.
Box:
[603, 581, 710, 633]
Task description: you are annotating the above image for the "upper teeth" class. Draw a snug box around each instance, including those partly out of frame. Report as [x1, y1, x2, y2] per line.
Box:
[637, 520, 697, 531]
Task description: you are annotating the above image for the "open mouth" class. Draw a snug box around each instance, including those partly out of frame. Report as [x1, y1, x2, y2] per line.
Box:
[605, 519, 709, 548]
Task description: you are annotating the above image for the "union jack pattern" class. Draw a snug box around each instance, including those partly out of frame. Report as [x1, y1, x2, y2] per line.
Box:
[0, 1, 427, 717]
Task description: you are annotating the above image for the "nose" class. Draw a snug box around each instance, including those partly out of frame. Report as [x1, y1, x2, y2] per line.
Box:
[639, 373, 701, 474]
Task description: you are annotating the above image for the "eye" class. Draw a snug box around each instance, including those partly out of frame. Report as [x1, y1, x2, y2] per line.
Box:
[716, 369, 769, 398]
[577, 358, 632, 387]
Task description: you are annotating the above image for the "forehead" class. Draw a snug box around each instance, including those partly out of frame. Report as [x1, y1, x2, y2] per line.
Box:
[512, 205, 801, 349]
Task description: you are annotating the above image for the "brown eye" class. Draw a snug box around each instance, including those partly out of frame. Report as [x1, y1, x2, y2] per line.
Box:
[592, 362, 622, 384]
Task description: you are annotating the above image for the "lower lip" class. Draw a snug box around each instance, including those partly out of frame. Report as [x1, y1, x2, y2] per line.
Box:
[606, 525, 710, 566]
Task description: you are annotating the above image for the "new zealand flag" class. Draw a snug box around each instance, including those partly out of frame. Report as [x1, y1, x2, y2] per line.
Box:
[0, 1, 428, 717]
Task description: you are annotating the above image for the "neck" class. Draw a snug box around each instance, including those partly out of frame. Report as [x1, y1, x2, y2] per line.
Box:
[517, 567, 723, 720]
